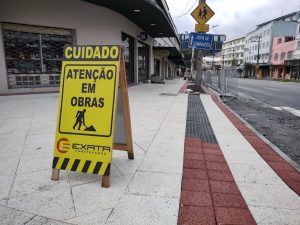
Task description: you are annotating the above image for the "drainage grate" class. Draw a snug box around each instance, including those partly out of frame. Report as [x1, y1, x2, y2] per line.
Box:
[186, 95, 218, 144]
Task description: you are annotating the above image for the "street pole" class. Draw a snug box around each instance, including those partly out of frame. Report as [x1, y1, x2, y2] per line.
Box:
[256, 35, 261, 78]
[195, 0, 206, 91]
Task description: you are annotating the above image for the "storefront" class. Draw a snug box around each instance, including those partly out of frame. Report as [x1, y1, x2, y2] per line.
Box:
[0, 0, 181, 94]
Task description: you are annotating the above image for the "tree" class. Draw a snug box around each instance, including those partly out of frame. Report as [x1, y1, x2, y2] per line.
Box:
[180, 49, 192, 68]
[244, 63, 255, 78]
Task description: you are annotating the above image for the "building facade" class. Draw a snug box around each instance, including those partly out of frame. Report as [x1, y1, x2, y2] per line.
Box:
[0, 0, 183, 94]
[221, 36, 245, 68]
[243, 12, 299, 78]
[285, 18, 300, 80]
[270, 36, 295, 79]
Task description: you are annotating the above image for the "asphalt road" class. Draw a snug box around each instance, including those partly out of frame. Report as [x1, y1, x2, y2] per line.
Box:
[238, 79, 300, 110]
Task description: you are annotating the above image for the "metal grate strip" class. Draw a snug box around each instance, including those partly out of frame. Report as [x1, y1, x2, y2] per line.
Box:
[186, 95, 218, 144]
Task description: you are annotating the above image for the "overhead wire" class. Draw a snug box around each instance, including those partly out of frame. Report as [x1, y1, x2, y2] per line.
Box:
[174, 0, 193, 17]
[173, 0, 198, 18]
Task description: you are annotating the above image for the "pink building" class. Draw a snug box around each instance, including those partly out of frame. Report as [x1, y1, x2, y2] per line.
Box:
[270, 36, 295, 79]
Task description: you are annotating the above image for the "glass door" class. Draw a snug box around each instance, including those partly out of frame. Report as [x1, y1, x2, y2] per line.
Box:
[138, 41, 149, 82]
[121, 33, 134, 83]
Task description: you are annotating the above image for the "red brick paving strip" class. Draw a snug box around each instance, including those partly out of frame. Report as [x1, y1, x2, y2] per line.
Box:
[202, 85, 300, 196]
[178, 80, 189, 94]
[178, 137, 256, 225]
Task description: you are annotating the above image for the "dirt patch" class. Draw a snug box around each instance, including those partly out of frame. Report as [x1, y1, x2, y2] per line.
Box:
[224, 97, 300, 165]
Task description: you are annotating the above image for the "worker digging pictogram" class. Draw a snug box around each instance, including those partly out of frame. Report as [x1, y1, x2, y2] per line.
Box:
[73, 109, 96, 132]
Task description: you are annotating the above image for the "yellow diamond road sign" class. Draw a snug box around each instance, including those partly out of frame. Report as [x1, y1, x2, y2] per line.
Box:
[191, 2, 215, 25]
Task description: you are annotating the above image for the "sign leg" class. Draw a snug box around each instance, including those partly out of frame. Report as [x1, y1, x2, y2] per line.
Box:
[102, 175, 110, 188]
[51, 169, 60, 181]
[120, 52, 134, 160]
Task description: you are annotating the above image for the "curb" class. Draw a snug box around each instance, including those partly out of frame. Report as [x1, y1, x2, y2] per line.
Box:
[201, 85, 300, 196]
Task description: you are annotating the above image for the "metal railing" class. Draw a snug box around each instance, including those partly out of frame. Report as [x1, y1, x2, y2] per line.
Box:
[202, 69, 239, 96]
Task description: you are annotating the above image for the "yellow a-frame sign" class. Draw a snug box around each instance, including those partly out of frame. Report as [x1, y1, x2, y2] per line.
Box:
[52, 46, 134, 188]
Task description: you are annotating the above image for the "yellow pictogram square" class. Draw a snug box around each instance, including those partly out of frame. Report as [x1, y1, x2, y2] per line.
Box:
[191, 2, 215, 25]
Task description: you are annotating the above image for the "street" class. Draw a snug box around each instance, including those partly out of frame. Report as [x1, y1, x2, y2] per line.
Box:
[238, 79, 300, 110]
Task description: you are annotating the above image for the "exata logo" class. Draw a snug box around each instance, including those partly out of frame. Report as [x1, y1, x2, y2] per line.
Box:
[56, 138, 70, 153]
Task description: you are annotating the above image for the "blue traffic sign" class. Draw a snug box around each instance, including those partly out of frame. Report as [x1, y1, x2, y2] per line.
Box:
[189, 32, 213, 50]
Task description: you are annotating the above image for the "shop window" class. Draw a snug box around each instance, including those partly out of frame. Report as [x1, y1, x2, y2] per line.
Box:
[121, 33, 134, 83]
[280, 52, 285, 60]
[2, 23, 73, 89]
[277, 38, 282, 44]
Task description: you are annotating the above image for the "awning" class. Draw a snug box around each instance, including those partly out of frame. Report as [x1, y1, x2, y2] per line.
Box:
[285, 59, 300, 66]
[84, 0, 179, 40]
[154, 47, 185, 66]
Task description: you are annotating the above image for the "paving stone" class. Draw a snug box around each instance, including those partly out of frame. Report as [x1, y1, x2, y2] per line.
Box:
[178, 206, 215, 225]
[210, 180, 240, 194]
[184, 146, 203, 153]
[10, 170, 69, 198]
[182, 178, 210, 193]
[203, 148, 222, 155]
[204, 154, 226, 162]
[207, 170, 234, 182]
[183, 159, 206, 169]
[249, 206, 300, 225]
[206, 161, 230, 171]
[139, 153, 183, 174]
[239, 183, 300, 209]
[8, 188, 75, 221]
[105, 195, 178, 225]
[126, 172, 181, 198]
[66, 209, 112, 225]
[268, 161, 295, 172]
[215, 207, 256, 225]
[212, 192, 247, 208]
[0, 206, 35, 225]
[180, 191, 213, 207]
[72, 175, 131, 216]
[183, 168, 208, 180]
[184, 152, 204, 160]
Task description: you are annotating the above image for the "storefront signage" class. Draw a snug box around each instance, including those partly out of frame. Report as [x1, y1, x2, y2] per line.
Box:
[138, 32, 148, 41]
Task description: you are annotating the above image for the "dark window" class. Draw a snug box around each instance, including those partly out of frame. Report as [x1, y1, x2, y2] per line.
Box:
[2, 23, 73, 89]
[138, 41, 149, 82]
[154, 59, 160, 76]
[121, 33, 135, 83]
[274, 53, 278, 61]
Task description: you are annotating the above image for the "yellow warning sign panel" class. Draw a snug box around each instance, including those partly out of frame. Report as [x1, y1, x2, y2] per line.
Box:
[195, 24, 209, 33]
[52, 45, 120, 176]
[191, 2, 215, 25]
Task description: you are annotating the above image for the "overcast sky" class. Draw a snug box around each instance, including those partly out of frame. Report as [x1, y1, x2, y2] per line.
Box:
[166, 0, 300, 40]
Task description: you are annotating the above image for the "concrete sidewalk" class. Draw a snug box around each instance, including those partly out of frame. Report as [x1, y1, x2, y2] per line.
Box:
[0, 79, 187, 225]
[0, 78, 299, 225]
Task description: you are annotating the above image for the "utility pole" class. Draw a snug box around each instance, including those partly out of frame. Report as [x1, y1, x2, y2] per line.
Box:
[195, 0, 206, 91]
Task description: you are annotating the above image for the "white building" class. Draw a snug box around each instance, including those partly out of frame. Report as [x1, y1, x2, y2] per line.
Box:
[221, 35, 245, 68]
[0, 0, 183, 94]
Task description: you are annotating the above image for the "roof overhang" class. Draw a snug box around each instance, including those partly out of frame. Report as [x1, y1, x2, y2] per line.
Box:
[154, 47, 185, 66]
[83, 0, 179, 40]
